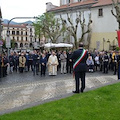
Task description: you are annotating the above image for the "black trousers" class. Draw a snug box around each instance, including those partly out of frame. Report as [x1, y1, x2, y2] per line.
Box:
[118, 62, 120, 79]
[75, 72, 86, 92]
[41, 65, 46, 76]
[113, 62, 117, 75]
[28, 60, 33, 71]
[19, 67, 24, 73]
[103, 62, 108, 73]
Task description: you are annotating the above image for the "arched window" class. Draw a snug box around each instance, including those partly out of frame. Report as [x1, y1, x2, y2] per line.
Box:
[29, 43, 33, 47]
[20, 43, 23, 48]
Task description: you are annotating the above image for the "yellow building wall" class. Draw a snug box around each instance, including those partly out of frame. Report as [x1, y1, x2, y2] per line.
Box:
[90, 32, 118, 51]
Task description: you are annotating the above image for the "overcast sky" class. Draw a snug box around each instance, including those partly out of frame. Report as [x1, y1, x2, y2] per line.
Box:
[0, 0, 60, 22]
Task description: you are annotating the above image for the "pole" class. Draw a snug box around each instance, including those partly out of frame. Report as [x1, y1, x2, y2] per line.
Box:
[103, 38, 105, 51]
[0, 18, 2, 53]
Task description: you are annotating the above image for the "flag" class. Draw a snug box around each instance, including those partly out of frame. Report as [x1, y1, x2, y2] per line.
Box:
[117, 30, 120, 47]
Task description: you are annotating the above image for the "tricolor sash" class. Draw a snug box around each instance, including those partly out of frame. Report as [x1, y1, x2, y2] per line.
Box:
[73, 49, 87, 70]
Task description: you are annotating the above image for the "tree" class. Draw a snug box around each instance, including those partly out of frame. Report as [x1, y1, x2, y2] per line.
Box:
[11, 39, 15, 49]
[111, 0, 120, 29]
[33, 12, 64, 43]
[60, 11, 92, 49]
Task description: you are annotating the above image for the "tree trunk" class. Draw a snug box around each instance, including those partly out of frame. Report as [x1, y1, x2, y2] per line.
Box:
[74, 35, 78, 49]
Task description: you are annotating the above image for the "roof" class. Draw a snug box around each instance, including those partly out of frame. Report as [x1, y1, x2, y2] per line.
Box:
[3, 24, 27, 28]
[49, 0, 120, 12]
[50, 0, 97, 11]
[92, 0, 120, 7]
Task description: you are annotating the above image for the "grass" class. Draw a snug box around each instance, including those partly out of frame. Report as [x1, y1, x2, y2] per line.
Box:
[0, 82, 120, 120]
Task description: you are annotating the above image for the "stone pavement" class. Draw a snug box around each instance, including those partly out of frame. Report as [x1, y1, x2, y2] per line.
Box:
[0, 72, 119, 115]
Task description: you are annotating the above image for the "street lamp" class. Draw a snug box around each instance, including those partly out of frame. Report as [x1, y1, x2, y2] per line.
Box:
[0, 18, 3, 53]
[6, 16, 37, 58]
[107, 39, 110, 50]
[103, 38, 105, 51]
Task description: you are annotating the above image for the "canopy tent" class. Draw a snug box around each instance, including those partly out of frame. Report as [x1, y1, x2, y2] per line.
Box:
[44, 43, 73, 48]
[44, 43, 57, 48]
[55, 43, 73, 48]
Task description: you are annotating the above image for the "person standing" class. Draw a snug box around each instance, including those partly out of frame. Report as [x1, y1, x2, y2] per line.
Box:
[32, 50, 39, 76]
[94, 54, 100, 71]
[28, 52, 33, 71]
[117, 51, 120, 80]
[60, 51, 67, 74]
[103, 52, 109, 74]
[67, 50, 73, 74]
[112, 51, 117, 75]
[70, 43, 88, 93]
[40, 53, 47, 76]
[48, 51, 59, 76]
[9, 52, 14, 73]
[19, 53, 26, 73]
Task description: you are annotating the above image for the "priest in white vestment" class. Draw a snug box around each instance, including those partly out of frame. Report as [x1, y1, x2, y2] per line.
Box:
[48, 52, 59, 76]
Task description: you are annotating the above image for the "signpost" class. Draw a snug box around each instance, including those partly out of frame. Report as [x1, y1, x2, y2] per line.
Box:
[6, 36, 11, 48]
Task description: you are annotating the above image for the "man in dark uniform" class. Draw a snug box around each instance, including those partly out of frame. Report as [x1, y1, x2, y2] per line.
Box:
[103, 51, 109, 74]
[70, 43, 88, 93]
[117, 51, 120, 80]
[28, 52, 33, 71]
[32, 50, 39, 76]
[0, 54, 2, 78]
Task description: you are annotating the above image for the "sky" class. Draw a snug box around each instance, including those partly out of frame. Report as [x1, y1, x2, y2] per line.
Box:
[0, 0, 60, 22]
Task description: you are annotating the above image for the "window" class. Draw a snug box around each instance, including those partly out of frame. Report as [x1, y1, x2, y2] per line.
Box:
[16, 31, 19, 35]
[26, 32, 27, 35]
[26, 37, 27, 41]
[12, 31, 15, 35]
[30, 28, 32, 32]
[78, 0, 81, 2]
[98, 8, 103, 17]
[21, 31, 23, 35]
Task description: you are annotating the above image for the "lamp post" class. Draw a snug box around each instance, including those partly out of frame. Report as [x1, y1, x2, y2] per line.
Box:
[107, 39, 110, 50]
[103, 38, 105, 51]
[6, 16, 37, 58]
[0, 18, 3, 53]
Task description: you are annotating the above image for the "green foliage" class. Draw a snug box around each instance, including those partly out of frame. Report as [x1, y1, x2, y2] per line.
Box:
[33, 12, 64, 43]
[2, 40, 6, 49]
[116, 47, 120, 51]
[1, 83, 120, 120]
[11, 39, 15, 49]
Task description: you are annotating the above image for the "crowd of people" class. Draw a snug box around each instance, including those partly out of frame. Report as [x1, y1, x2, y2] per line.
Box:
[0, 50, 73, 78]
[0, 49, 120, 79]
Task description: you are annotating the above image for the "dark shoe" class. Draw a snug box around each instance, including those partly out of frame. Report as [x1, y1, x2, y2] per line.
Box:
[81, 89, 84, 93]
[72, 91, 79, 93]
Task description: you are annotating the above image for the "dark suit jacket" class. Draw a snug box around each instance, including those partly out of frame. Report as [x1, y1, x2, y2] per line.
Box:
[71, 48, 88, 72]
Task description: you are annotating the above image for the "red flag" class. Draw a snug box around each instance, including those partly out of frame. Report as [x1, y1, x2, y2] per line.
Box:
[117, 30, 120, 47]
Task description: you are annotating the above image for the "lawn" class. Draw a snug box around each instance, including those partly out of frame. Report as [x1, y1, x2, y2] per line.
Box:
[0, 82, 120, 120]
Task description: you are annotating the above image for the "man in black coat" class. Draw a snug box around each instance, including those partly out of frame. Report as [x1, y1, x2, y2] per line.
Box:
[70, 43, 88, 93]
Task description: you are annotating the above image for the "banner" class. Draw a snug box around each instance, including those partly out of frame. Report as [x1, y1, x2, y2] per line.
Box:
[117, 30, 120, 47]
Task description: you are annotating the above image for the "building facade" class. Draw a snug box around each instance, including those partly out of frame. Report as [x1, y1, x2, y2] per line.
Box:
[47, 0, 119, 51]
[2, 23, 44, 50]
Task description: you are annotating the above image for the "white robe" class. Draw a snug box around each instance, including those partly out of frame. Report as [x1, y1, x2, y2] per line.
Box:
[48, 55, 58, 75]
